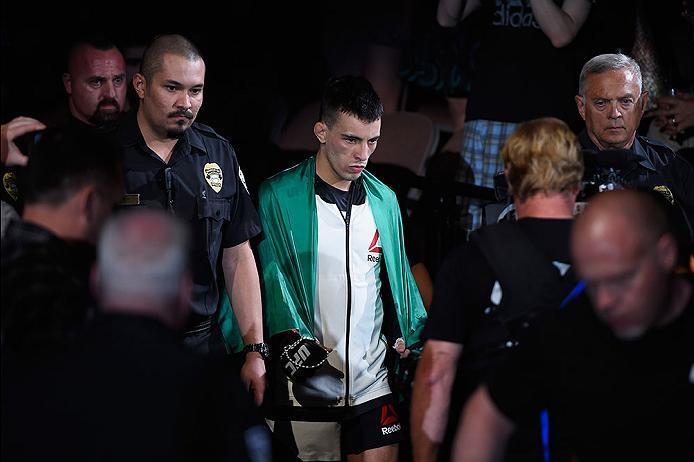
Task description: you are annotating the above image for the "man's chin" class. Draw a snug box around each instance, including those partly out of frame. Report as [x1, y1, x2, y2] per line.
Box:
[343, 173, 362, 182]
[166, 126, 188, 138]
[609, 322, 646, 341]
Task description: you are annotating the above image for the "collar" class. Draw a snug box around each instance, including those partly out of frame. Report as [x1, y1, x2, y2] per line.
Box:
[630, 137, 657, 171]
[10, 220, 58, 245]
[314, 174, 367, 209]
[118, 112, 207, 154]
[579, 129, 656, 171]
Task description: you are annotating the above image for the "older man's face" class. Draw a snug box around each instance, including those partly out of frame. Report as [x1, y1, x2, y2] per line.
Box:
[576, 69, 647, 150]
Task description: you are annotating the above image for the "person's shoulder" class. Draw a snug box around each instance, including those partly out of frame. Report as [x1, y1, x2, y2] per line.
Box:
[637, 136, 694, 174]
[266, 158, 312, 185]
[439, 239, 488, 276]
[189, 122, 238, 167]
[259, 158, 312, 200]
[361, 169, 397, 202]
[637, 135, 676, 155]
[191, 121, 229, 143]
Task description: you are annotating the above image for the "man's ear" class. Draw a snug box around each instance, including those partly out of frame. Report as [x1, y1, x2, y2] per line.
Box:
[639, 91, 650, 115]
[133, 73, 146, 99]
[76, 184, 99, 237]
[314, 121, 328, 144]
[62, 73, 73, 94]
[503, 169, 513, 196]
[575, 95, 586, 121]
[656, 233, 678, 272]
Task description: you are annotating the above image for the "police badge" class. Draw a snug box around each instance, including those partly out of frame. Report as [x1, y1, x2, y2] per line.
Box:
[3, 172, 19, 202]
[203, 163, 223, 193]
[238, 167, 249, 194]
[653, 185, 675, 205]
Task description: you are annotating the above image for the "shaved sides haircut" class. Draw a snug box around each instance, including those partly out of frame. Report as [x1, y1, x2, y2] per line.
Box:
[140, 34, 203, 80]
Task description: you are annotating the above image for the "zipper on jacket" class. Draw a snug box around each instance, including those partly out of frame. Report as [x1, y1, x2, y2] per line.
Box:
[323, 180, 356, 407]
[344, 215, 352, 407]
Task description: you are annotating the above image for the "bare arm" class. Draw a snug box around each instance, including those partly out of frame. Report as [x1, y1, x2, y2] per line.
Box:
[411, 340, 464, 462]
[451, 385, 515, 462]
[411, 262, 434, 311]
[437, 0, 482, 27]
[222, 241, 266, 405]
[529, 0, 592, 48]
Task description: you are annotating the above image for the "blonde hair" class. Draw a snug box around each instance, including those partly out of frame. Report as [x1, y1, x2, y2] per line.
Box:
[501, 117, 583, 201]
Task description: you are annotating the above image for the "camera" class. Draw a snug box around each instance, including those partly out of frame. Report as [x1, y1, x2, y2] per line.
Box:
[13, 129, 45, 157]
[579, 148, 640, 201]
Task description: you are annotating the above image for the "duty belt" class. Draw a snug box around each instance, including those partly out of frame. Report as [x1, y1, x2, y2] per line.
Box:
[183, 315, 214, 336]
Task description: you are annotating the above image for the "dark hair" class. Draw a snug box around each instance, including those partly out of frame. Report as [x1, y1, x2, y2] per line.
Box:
[318, 76, 384, 127]
[24, 127, 123, 206]
[140, 34, 203, 80]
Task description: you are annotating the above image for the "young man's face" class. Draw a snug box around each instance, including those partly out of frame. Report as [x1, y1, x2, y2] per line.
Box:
[314, 112, 381, 190]
[576, 69, 647, 151]
[135, 53, 205, 138]
[64, 46, 127, 127]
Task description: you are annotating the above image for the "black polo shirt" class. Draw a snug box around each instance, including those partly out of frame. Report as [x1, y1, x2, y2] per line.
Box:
[117, 114, 262, 319]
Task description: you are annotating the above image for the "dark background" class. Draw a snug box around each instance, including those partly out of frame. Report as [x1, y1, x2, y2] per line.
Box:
[2, 0, 692, 187]
[0, 3, 327, 143]
[0, 1, 420, 190]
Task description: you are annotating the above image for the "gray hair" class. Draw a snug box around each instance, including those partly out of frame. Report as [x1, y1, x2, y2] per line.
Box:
[97, 210, 189, 304]
[578, 53, 642, 97]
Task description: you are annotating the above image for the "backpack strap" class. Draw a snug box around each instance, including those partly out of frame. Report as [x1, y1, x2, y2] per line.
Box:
[470, 222, 570, 324]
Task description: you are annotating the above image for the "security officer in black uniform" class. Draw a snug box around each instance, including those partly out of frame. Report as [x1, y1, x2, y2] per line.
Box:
[575, 53, 694, 246]
[117, 34, 267, 405]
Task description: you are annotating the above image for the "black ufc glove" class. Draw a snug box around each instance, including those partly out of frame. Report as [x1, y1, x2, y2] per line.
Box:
[274, 329, 329, 383]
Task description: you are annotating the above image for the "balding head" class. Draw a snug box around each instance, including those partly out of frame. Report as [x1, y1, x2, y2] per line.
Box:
[63, 39, 126, 127]
[571, 190, 679, 339]
[95, 210, 191, 329]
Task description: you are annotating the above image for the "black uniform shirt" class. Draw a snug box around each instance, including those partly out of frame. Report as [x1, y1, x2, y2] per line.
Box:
[580, 130, 694, 241]
[117, 114, 262, 318]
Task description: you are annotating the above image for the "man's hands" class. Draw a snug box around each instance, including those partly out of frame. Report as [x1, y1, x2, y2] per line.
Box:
[1, 116, 46, 166]
[240, 352, 266, 406]
[651, 93, 694, 136]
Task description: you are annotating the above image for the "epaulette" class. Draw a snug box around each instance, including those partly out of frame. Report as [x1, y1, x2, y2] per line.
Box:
[638, 135, 675, 153]
[192, 121, 230, 143]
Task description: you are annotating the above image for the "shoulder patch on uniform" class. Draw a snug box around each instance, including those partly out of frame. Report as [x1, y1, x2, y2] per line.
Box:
[204, 163, 223, 193]
[239, 167, 249, 194]
[3, 172, 19, 202]
[653, 185, 675, 205]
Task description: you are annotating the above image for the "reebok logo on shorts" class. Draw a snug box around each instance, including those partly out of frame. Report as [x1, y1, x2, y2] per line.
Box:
[379, 404, 401, 435]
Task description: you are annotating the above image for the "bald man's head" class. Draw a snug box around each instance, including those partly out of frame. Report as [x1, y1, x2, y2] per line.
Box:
[571, 190, 678, 339]
[63, 41, 126, 127]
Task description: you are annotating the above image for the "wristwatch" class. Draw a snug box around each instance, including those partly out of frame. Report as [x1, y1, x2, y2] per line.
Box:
[243, 342, 270, 360]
